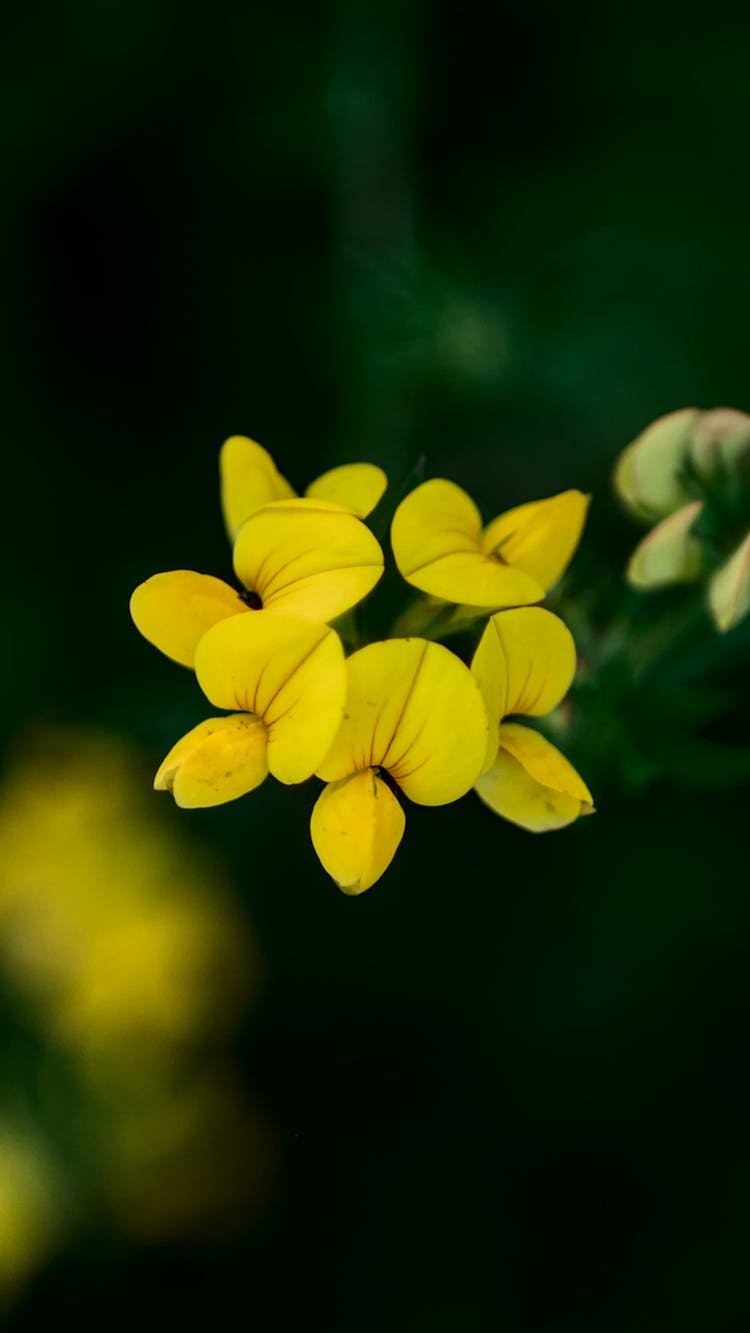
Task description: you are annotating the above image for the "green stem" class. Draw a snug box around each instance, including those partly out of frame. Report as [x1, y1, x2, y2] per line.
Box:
[390, 595, 455, 639]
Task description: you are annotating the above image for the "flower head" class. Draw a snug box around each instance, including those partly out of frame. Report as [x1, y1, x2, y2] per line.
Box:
[311, 638, 489, 893]
[130, 434, 597, 892]
[220, 435, 387, 540]
[131, 497, 384, 667]
[391, 478, 588, 609]
[471, 607, 593, 831]
[155, 613, 346, 806]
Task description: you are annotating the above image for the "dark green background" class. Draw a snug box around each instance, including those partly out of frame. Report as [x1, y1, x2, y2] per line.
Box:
[2, 2, 750, 1328]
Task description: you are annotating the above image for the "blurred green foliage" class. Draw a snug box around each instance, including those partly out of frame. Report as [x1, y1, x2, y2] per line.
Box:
[2, 1, 750, 1328]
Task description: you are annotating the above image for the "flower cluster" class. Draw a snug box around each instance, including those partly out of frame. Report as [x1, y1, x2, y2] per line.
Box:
[131, 435, 593, 893]
[615, 408, 750, 631]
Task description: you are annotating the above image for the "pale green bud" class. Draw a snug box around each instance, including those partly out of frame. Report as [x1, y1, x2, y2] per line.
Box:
[689, 408, 750, 484]
[627, 500, 704, 589]
[614, 409, 698, 523]
[708, 531, 750, 632]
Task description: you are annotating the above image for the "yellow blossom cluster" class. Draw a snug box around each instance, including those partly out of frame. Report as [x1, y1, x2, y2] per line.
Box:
[131, 436, 594, 893]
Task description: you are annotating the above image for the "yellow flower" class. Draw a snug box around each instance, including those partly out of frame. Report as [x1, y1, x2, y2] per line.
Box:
[155, 613, 346, 806]
[220, 434, 387, 540]
[311, 638, 489, 893]
[391, 478, 589, 609]
[130, 496, 384, 668]
[471, 607, 593, 832]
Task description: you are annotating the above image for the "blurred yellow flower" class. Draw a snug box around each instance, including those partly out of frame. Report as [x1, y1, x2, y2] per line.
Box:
[131, 496, 384, 668]
[311, 638, 489, 892]
[0, 726, 273, 1298]
[220, 434, 387, 539]
[471, 608, 593, 832]
[0, 729, 256, 1051]
[391, 478, 588, 609]
[0, 1125, 62, 1307]
[155, 613, 346, 807]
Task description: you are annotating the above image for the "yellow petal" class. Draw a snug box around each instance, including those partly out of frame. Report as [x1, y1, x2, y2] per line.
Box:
[130, 571, 247, 668]
[627, 500, 703, 588]
[481, 490, 590, 591]
[317, 638, 489, 806]
[396, 552, 545, 608]
[305, 463, 387, 518]
[393, 477, 482, 568]
[497, 722, 592, 801]
[475, 722, 593, 832]
[475, 750, 582, 832]
[194, 612, 346, 784]
[233, 497, 384, 622]
[219, 435, 296, 540]
[391, 479, 543, 608]
[154, 714, 268, 807]
[471, 607, 577, 770]
[708, 531, 750, 632]
[613, 409, 697, 522]
[310, 769, 405, 894]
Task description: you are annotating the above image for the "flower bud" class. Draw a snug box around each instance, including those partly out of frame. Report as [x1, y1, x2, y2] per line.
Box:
[708, 531, 750, 632]
[689, 408, 750, 485]
[614, 409, 698, 523]
[626, 501, 704, 589]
